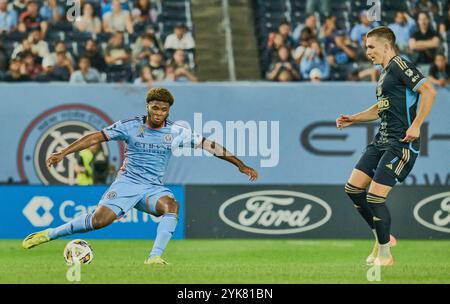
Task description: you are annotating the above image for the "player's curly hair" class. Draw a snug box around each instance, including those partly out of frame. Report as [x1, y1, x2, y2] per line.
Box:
[146, 88, 174, 106]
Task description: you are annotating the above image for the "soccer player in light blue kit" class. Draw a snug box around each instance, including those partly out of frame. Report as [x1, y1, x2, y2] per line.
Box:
[22, 88, 259, 265]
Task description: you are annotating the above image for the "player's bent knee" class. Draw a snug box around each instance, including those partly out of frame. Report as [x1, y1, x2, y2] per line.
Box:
[165, 200, 179, 215]
[91, 211, 116, 229]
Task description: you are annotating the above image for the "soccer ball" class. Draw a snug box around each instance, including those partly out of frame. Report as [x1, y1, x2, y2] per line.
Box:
[64, 239, 93, 265]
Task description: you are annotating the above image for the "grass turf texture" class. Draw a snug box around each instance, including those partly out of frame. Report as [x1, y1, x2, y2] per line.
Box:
[0, 239, 449, 283]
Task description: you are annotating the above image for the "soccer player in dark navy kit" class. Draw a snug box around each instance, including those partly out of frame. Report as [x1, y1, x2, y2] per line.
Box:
[336, 27, 437, 266]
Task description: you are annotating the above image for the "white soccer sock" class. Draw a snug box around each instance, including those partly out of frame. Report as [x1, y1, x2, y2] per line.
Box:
[378, 243, 391, 258]
[372, 229, 378, 242]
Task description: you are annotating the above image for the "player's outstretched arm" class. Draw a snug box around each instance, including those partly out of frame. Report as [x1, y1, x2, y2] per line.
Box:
[336, 103, 379, 129]
[199, 138, 258, 182]
[401, 80, 436, 143]
[46, 131, 106, 167]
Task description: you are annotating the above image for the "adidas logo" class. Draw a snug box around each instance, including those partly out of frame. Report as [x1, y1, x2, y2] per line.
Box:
[386, 163, 393, 170]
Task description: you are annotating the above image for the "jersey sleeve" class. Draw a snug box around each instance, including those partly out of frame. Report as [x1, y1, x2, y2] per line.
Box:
[102, 120, 129, 142]
[392, 56, 427, 92]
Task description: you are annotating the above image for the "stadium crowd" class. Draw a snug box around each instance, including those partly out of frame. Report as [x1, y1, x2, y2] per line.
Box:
[260, 0, 450, 86]
[0, 0, 198, 84]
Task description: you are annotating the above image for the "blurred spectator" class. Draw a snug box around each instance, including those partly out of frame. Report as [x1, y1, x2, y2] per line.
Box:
[131, 0, 158, 27]
[0, 41, 7, 73]
[266, 46, 300, 81]
[28, 29, 50, 59]
[168, 49, 197, 82]
[52, 49, 74, 81]
[411, 0, 439, 18]
[11, 37, 33, 60]
[428, 53, 450, 87]
[267, 21, 295, 51]
[103, 0, 133, 34]
[163, 65, 176, 82]
[266, 33, 288, 66]
[74, 2, 102, 34]
[439, 5, 450, 34]
[132, 33, 160, 68]
[22, 51, 42, 79]
[133, 65, 152, 85]
[18, 1, 48, 36]
[3, 58, 30, 82]
[319, 15, 337, 41]
[83, 39, 106, 72]
[75, 144, 106, 185]
[11, 32, 49, 61]
[47, 41, 74, 66]
[306, 0, 330, 16]
[309, 68, 322, 83]
[164, 23, 195, 51]
[388, 12, 416, 53]
[70, 56, 102, 83]
[132, 24, 163, 53]
[326, 30, 356, 79]
[39, 0, 64, 24]
[293, 28, 315, 65]
[292, 14, 318, 45]
[105, 32, 131, 66]
[350, 11, 378, 45]
[148, 52, 165, 81]
[300, 41, 330, 81]
[0, 0, 18, 33]
[101, 0, 129, 17]
[9, 0, 27, 17]
[409, 12, 440, 65]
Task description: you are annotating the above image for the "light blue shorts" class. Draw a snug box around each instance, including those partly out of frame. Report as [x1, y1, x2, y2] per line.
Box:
[98, 179, 174, 217]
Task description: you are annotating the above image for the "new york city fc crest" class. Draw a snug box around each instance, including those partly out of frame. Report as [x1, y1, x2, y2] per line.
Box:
[18, 104, 123, 185]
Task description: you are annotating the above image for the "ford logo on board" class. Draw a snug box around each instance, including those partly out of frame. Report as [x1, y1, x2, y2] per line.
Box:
[218, 190, 332, 235]
[413, 192, 450, 233]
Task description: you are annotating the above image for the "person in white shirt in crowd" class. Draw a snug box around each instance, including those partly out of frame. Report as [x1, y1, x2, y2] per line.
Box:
[103, 0, 133, 33]
[164, 23, 195, 51]
[70, 56, 102, 83]
[74, 2, 102, 34]
[12, 29, 49, 60]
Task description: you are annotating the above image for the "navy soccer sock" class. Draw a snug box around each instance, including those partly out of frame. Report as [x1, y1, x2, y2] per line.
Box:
[367, 193, 391, 245]
[345, 183, 375, 229]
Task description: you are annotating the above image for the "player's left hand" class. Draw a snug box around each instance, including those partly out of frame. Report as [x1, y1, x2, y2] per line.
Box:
[239, 165, 258, 182]
[400, 125, 420, 143]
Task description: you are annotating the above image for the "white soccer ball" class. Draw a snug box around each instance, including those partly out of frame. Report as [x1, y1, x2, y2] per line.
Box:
[64, 239, 93, 265]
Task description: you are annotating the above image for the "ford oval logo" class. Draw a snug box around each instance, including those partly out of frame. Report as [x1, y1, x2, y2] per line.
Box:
[413, 192, 450, 233]
[218, 190, 332, 235]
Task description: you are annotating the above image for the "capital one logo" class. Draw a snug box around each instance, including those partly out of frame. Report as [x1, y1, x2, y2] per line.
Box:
[23, 196, 54, 227]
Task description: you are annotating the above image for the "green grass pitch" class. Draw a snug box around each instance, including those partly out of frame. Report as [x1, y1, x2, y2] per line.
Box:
[1, 239, 449, 283]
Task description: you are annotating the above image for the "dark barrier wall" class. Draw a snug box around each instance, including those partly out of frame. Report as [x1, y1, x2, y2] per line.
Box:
[0, 185, 185, 239]
[185, 185, 450, 239]
[0, 83, 449, 185]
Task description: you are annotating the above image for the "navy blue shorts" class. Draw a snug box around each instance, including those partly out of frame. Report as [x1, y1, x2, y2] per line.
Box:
[355, 144, 418, 187]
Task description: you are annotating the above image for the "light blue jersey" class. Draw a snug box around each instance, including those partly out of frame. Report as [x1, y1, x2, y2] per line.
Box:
[98, 116, 202, 217]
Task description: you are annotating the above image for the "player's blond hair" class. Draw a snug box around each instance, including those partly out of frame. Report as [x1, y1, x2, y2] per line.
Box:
[366, 26, 396, 48]
[146, 88, 174, 106]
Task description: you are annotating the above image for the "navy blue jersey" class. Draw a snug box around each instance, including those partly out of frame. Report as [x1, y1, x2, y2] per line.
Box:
[373, 55, 426, 153]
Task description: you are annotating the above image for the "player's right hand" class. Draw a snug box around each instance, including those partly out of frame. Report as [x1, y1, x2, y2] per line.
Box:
[46, 152, 65, 167]
[336, 114, 354, 129]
